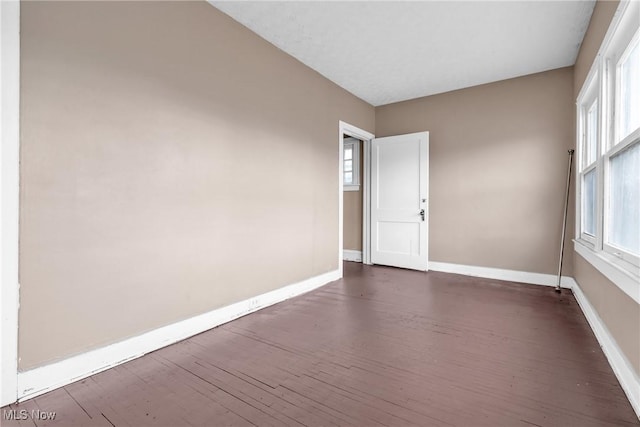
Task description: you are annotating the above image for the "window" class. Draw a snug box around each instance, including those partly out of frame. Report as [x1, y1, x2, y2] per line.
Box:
[344, 137, 360, 191]
[576, 0, 640, 291]
[579, 92, 599, 242]
[605, 30, 640, 265]
[607, 142, 639, 257]
[618, 35, 639, 141]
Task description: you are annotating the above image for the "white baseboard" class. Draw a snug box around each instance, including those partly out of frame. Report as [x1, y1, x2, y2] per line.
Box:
[343, 249, 362, 262]
[17, 269, 340, 402]
[428, 261, 575, 288]
[571, 278, 640, 419]
[14, 260, 640, 420]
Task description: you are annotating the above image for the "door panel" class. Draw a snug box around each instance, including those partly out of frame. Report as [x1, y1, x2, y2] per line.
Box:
[377, 140, 420, 211]
[371, 132, 428, 271]
[378, 221, 420, 254]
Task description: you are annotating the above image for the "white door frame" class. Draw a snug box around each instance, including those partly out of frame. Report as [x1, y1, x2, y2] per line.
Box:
[1, 0, 21, 407]
[338, 121, 374, 276]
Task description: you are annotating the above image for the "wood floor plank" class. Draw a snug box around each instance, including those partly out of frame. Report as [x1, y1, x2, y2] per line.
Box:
[2, 262, 638, 426]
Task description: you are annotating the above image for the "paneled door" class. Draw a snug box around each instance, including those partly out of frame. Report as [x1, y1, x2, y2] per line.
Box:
[371, 132, 428, 271]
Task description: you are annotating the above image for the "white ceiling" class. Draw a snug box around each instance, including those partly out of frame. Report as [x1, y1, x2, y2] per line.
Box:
[210, 1, 595, 107]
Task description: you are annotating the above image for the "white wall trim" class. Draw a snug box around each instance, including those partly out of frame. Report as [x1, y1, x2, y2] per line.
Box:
[17, 269, 339, 402]
[343, 250, 362, 262]
[428, 261, 575, 288]
[1, 0, 21, 408]
[572, 277, 640, 419]
[362, 136, 371, 265]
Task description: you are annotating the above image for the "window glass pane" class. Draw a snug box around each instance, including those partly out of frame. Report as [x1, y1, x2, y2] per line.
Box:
[619, 38, 640, 140]
[344, 160, 352, 172]
[583, 169, 597, 236]
[345, 147, 353, 160]
[608, 142, 640, 255]
[344, 172, 353, 184]
[585, 101, 598, 165]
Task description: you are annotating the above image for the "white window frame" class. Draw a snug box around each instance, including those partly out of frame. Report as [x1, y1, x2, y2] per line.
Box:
[343, 137, 360, 191]
[575, 0, 640, 305]
[602, 134, 640, 268]
[577, 77, 599, 247]
[602, 25, 640, 269]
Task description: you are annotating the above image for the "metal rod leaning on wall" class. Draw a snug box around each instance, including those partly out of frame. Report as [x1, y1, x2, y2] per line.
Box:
[556, 149, 575, 294]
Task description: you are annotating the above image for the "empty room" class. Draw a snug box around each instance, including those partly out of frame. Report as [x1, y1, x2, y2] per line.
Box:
[1, 0, 639, 426]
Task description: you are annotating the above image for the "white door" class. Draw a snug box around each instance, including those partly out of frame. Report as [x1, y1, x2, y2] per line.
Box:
[371, 132, 428, 271]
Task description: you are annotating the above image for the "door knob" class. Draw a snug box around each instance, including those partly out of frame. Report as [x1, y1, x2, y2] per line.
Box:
[419, 209, 425, 221]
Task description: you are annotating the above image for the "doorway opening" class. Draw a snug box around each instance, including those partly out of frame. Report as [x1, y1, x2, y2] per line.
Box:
[339, 122, 429, 274]
[343, 134, 364, 263]
[338, 122, 374, 276]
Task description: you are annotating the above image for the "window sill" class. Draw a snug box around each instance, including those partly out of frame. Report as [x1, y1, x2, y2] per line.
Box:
[344, 185, 360, 192]
[574, 239, 640, 304]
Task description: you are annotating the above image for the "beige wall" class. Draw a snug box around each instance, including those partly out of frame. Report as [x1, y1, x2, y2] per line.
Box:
[574, 256, 640, 374]
[19, 0, 637, 380]
[343, 139, 363, 251]
[376, 68, 574, 275]
[19, 1, 374, 370]
[572, 0, 639, 377]
[343, 192, 362, 251]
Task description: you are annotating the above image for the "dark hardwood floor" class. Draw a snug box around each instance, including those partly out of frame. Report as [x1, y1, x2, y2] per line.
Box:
[3, 262, 638, 426]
